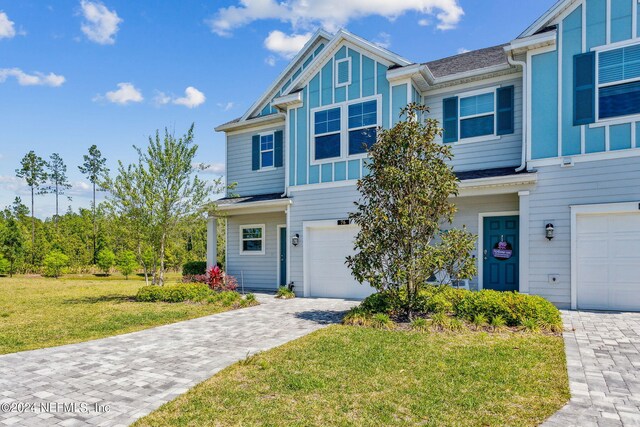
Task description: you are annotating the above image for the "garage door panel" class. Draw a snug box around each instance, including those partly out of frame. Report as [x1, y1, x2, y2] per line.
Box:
[577, 212, 640, 311]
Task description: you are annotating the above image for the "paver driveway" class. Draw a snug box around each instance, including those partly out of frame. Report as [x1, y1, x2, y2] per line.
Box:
[544, 310, 640, 427]
[0, 295, 357, 427]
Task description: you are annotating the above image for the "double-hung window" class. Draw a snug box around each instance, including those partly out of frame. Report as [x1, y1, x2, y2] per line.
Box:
[348, 100, 377, 155]
[598, 44, 640, 120]
[459, 92, 495, 139]
[240, 225, 264, 255]
[260, 134, 274, 168]
[313, 107, 341, 160]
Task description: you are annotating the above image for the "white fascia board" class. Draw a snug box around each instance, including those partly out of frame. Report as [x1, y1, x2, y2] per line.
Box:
[505, 30, 557, 54]
[458, 173, 538, 192]
[519, 0, 575, 38]
[282, 29, 412, 98]
[239, 29, 333, 122]
[271, 91, 303, 111]
[386, 63, 426, 83]
[214, 112, 285, 133]
[216, 198, 292, 215]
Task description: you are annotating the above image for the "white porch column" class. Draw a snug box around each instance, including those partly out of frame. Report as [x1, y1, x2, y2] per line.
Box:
[518, 191, 530, 294]
[207, 216, 217, 268]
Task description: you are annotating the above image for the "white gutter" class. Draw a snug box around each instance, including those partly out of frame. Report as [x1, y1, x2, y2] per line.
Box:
[214, 112, 285, 133]
[507, 51, 528, 172]
[216, 198, 292, 213]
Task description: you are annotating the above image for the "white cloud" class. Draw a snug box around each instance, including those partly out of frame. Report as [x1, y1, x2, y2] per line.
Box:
[80, 0, 122, 45]
[217, 102, 234, 111]
[264, 30, 312, 58]
[209, 0, 463, 36]
[94, 82, 143, 105]
[153, 90, 171, 106]
[265, 55, 277, 66]
[373, 32, 391, 49]
[0, 11, 16, 39]
[418, 18, 430, 26]
[173, 86, 206, 108]
[457, 47, 470, 54]
[0, 68, 66, 87]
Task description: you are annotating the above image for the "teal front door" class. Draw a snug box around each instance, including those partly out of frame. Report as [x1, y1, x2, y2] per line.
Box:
[279, 227, 287, 286]
[483, 216, 519, 292]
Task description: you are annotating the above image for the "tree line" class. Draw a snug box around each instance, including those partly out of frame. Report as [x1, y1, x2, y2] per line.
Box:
[0, 124, 225, 285]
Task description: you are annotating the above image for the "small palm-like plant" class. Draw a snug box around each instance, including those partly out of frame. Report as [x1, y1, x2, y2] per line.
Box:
[410, 317, 429, 332]
[489, 315, 506, 331]
[431, 312, 449, 331]
[448, 317, 465, 332]
[471, 313, 488, 330]
[521, 318, 540, 333]
[371, 313, 394, 330]
[275, 286, 295, 299]
[343, 307, 372, 326]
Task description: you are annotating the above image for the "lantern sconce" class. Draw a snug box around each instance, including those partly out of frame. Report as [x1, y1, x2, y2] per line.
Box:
[292, 233, 300, 247]
[545, 223, 555, 241]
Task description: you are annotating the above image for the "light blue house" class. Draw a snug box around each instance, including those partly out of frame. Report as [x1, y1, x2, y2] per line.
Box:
[208, 0, 640, 311]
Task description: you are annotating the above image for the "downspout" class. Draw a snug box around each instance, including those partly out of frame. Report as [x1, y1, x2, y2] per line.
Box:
[507, 51, 528, 172]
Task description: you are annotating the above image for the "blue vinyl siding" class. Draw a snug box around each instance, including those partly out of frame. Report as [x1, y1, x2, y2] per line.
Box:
[321, 163, 333, 182]
[289, 110, 296, 186]
[334, 161, 346, 181]
[562, 6, 582, 156]
[309, 74, 320, 109]
[347, 159, 360, 180]
[334, 48, 346, 103]
[610, 123, 632, 150]
[637, 123, 640, 146]
[348, 50, 361, 100]
[377, 63, 389, 129]
[391, 84, 407, 125]
[611, 0, 633, 43]
[585, 127, 606, 153]
[296, 87, 308, 185]
[531, 50, 559, 159]
[362, 56, 375, 97]
[321, 60, 333, 106]
[586, 0, 606, 49]
[308, 165, 319, 184]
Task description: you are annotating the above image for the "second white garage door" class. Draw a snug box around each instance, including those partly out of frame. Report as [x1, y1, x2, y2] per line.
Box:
[306, 224, 375, 299]
[576, 212, 640, 311]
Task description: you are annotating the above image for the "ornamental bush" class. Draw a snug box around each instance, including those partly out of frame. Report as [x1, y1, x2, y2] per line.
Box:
[96, 249, 116, 275]
[182, 261, 207, 276]
[43, 250, 69, 278]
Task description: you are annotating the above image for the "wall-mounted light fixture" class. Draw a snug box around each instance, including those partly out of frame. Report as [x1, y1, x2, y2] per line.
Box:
[292, 233, 300, 246]
[545, 223, 555, 240]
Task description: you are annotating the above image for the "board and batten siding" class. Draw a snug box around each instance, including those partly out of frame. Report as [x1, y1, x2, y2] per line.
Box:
[424, 76, 524, 172]
[288, 185, 361, 295]
[526, 156, 640, 308]
[226, 126, 286, 196]
[530, 0, 640, 160]
[449, 194, 519, 290]
[226, 212, 285, 290]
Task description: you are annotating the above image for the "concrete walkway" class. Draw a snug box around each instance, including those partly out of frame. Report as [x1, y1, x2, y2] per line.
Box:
[0, 295, 357, 427]
[543, 310, 640, 427]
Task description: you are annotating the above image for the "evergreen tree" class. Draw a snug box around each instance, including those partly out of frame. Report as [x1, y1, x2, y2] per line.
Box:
[78, 145, 109, 264]
[44, 153, 72, 224]
[15, 151, 48, 263]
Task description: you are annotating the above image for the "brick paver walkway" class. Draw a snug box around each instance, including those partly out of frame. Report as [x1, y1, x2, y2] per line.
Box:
[543, 310, 640, 427]
[0, 295, 357, 426]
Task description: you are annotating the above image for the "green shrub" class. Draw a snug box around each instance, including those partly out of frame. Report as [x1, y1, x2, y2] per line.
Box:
[371, 313, 394, 330]
[410, 317, 429, 332]
[136, 286, 165, 302]
[343, 307, 372, 326]
[162, 283, 212, 303]
[43, 251, 69, 278]
[521, 318, 540, 333]
[448, 317, 465, 332]
[360, 292, 395, 314]
[116, 250, 138, 279]
[182, 261, 207, 276]
[471, 313, 488, 329]
[490, 315, 506, 330]
[245, 293, 257, 304]
[96, 249, 116, 275]
[275, 286, 295, 299]
[430, 312, 449, 331]
[0, 255, 9, 276]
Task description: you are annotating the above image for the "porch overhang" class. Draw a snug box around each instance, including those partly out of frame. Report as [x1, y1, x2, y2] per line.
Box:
[457, 168, 538, 197]
[212, 193, 292, 216]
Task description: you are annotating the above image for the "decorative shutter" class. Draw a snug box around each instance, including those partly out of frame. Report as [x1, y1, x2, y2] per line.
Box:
[442, 97, 458, 143]
[574, 52, 596, 125]
[251, 135, 260, 171]
[274, 130, 283, 168]
[496, 85, 515, 135]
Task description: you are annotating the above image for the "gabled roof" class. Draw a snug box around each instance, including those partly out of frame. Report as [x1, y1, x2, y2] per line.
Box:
[424, 44, 510, 79]
[518, 0, 577, 38]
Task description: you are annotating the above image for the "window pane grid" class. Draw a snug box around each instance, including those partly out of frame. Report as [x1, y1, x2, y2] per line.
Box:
[241, 227, 263, 253]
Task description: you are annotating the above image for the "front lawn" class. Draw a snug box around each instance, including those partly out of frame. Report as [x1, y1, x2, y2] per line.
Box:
[0, 274, 247, 355]
[135, 326, 569, 427]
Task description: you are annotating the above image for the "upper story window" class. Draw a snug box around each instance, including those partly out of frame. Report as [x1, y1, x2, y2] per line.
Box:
[598, 44, 640, 120]
[348, 100, 377, 155]
[459, 93, 495, 139]
[240, 225, 265, 255]
[312, 96, 380, 163]
[314, 107, 341, 160]
[260, 134, 274, 168]
[335, 58, 351, 87]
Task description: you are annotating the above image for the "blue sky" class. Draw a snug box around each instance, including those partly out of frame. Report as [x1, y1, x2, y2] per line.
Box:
[0, 0, 557, 218]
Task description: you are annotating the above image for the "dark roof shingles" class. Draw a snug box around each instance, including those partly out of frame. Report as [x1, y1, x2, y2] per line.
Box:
[425, 44, 510, 78]
[216, 192, 287, 206]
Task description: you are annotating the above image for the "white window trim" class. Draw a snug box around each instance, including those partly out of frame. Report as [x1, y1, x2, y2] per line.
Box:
[455, 86, 502, 144]
[335, 57, 352, 88]
[594, 42, 640, 124]
[310, 94, 382, 166]
[239, 224, 265, 256]
[258, 132, 275, 170]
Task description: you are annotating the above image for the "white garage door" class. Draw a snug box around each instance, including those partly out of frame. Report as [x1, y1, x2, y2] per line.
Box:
[306, 225, 375, 299]
[577, 212, 640, 311]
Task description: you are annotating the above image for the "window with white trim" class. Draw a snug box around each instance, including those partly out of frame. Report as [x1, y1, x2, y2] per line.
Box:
[348, 100, 377, 155]
[313, 107, 341, 160]
[240, 225, 265, 254]
[598, 43, 640, 120]
[459, 92, 495, 139]
[260, 134, 274, 168]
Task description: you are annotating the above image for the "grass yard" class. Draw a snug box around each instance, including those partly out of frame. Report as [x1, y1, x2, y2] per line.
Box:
[0, 274, 239, 355]
[135, 325, 569, 427]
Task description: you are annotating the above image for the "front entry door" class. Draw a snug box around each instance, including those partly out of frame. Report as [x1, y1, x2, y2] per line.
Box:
[279, 227, 287, 286]
[483, 216, 519, 292]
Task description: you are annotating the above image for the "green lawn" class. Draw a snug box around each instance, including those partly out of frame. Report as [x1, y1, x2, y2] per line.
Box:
[0, 274, 238, 355]
[135, 326, 569, 427]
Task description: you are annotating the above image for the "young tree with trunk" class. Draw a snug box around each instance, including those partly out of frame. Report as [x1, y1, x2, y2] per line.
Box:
[44, 153, 72, 224]
[15, 151, 48, 263]
[0, 213, 25, 277]
[78, 145, 109, 264]
[346, 104, 477, 317]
